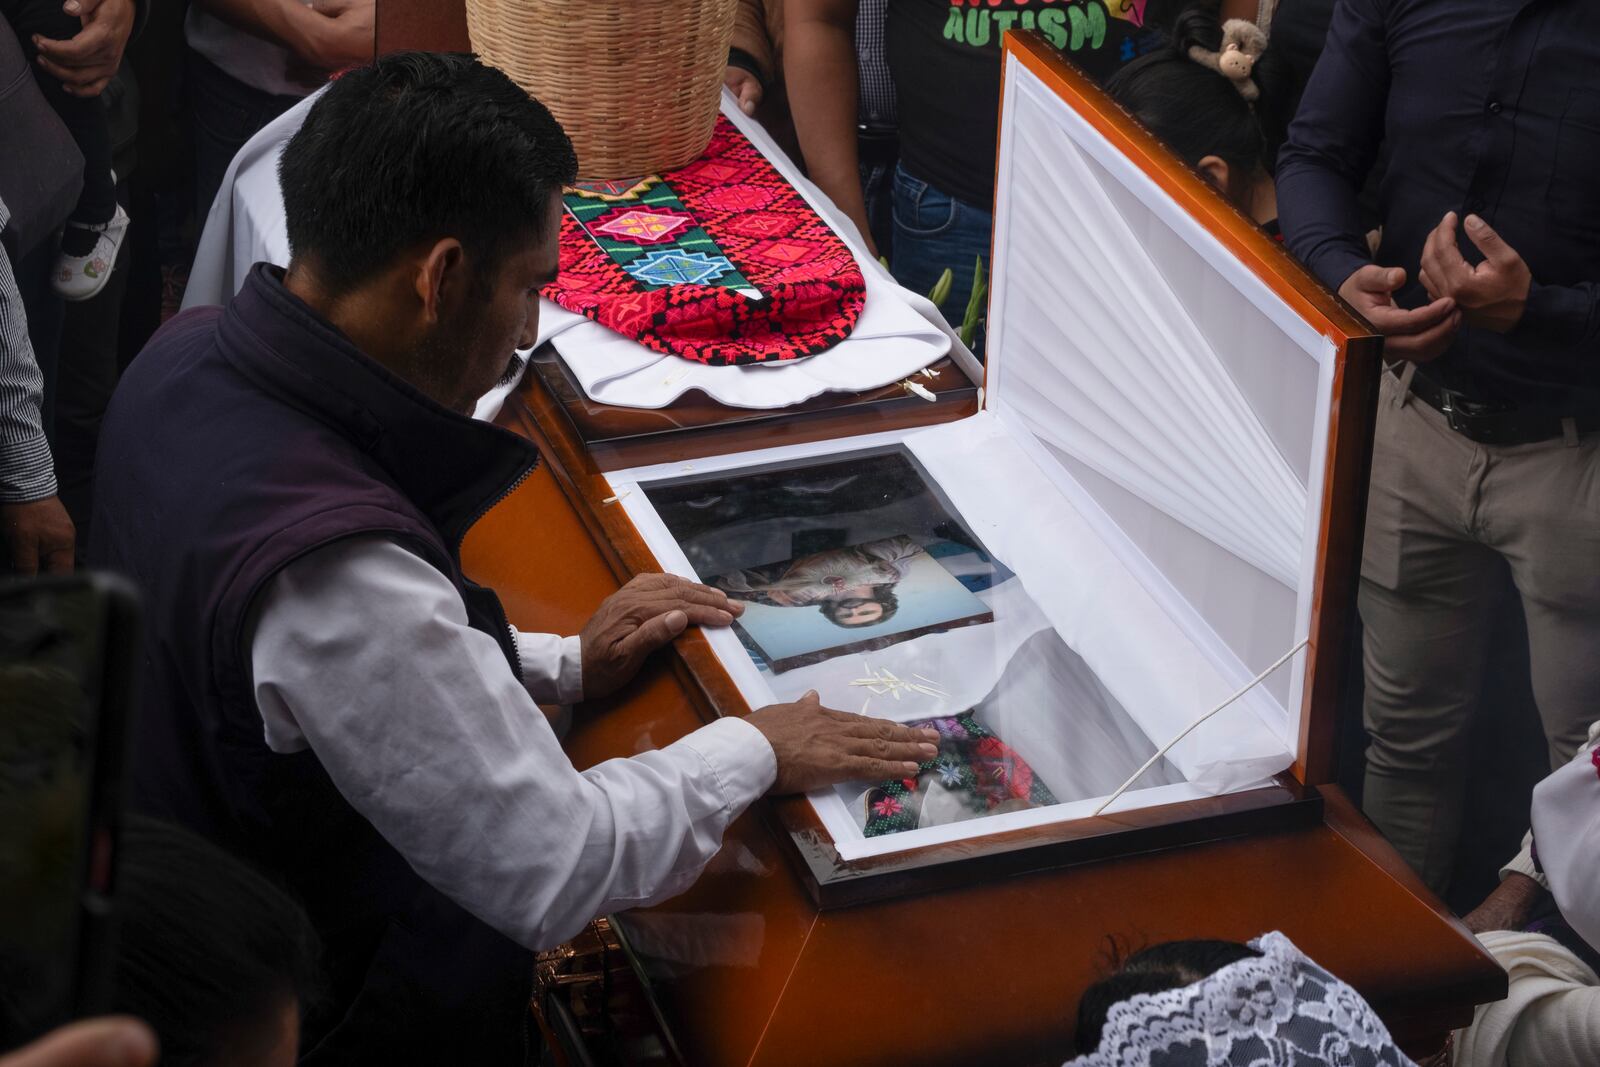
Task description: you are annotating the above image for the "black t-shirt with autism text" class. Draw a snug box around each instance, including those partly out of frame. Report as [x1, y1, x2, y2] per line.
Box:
[887, 0, 1172, 208]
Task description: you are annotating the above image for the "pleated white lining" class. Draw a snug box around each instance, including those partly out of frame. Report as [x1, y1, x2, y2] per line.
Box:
[994, 83, 1306, 588]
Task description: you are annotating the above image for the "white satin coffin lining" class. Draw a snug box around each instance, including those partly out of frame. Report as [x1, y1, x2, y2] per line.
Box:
[992, 93, 1308, 589]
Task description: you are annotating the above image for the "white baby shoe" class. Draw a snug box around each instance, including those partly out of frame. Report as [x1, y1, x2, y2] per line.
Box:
[53, 201, 130, 302]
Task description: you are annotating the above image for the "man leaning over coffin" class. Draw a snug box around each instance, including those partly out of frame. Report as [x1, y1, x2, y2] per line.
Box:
[89, 53, 939, 1065]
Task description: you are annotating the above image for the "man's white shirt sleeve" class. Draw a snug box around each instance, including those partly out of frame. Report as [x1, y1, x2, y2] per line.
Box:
[514, 629, 584, 706]
[248, 536, 776, 950]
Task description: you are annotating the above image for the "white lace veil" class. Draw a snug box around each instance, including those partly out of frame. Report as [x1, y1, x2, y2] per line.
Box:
[1065, 931, 1418, 1067]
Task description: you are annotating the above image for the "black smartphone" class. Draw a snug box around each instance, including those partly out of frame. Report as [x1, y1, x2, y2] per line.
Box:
[0, 573, 140, 1046]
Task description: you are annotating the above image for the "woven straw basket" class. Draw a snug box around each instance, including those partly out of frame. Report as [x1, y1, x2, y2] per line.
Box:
[465, 0, 738, 181]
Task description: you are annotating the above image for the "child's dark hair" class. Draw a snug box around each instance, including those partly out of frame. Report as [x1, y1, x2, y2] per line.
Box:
[112, 816, 324, 1067]
[1105, 7, 1289, 180]
[1073, 938, 1262, 1054]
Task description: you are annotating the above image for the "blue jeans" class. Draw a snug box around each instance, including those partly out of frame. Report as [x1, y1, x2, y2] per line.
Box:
[859, 158, 897, 260]
[889, 164, 992, 356]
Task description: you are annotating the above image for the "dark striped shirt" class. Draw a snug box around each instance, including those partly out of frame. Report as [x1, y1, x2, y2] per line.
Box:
[856, 0, 896, 127]
[0, 197, 57, 503]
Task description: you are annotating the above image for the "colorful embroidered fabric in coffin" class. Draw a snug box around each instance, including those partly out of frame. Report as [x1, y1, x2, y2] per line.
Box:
[562, 178, 759, 298]
[543, 117, 867, 367]
[862, 713, 1058, 837]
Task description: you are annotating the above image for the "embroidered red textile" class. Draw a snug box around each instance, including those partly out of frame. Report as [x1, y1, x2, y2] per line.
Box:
[542, 117, 867, 367]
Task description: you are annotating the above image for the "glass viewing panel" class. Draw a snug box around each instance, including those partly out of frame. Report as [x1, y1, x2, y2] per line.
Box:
[642, 445, 1185, 851]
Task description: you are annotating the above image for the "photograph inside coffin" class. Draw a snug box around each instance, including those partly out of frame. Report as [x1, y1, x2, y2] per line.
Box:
[609, 44, 1342, 862]
[643, 448, 1185, 845]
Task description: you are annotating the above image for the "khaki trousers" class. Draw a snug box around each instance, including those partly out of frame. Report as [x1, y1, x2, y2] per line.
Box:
[1360, 368, 1600, 894]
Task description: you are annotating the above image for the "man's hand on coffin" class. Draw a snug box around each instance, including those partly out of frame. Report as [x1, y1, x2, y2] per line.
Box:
[579, 573, 742, 699]
[1, 497, 76, 576]
[1338, 264, 1460, 362]
[724, 66, 763, 116]
[748, 691, 940, 794]
[1418, 212, 1531, 334]
[1462, 871, 1546, 934]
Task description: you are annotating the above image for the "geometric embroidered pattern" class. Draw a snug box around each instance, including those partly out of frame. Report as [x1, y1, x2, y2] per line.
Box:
[700, 184, 775, 213]
[625, 249, 736, 287]
[568, 176, 660, 202]
[673, 158, 747, 185]
[592, 207, 693, 246]
[560, 177, 756, 297]
[745, 237, 820, 267]
[721, 212, 799, 240]
[544, 116, 866, 366]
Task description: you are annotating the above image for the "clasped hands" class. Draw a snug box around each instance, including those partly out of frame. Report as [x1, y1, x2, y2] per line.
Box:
[577, 573, 939, 793]
[1338, 211, 1532, 362]
[31, 0, 134, 98]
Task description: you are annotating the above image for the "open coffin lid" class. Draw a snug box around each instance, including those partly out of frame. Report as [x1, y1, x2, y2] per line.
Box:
[606, 32, 1380, 898]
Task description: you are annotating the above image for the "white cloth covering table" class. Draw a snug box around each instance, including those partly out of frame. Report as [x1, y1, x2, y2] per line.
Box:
[184, 87, 961, 420]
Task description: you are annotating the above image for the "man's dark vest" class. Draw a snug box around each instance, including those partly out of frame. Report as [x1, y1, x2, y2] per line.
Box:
[90, 265, 541, 1065]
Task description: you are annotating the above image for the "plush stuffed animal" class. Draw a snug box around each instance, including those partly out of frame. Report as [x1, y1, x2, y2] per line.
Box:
[1186, 19, 1269, 101]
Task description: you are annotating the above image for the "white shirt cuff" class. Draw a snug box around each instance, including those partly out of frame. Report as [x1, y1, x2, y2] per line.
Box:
[514, 631, 585, 706]
[1500, 829, 1549, 889]
[675, 717, 777, 815]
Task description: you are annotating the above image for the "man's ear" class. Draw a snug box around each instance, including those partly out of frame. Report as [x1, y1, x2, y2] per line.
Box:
[1196, 155, 1232, 195]
[413, 237, 466, 326]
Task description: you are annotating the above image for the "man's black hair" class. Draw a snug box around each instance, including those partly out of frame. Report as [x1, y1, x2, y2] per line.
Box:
[278, 51, 578, 295]
[111, 816, 323, 1067]
[1105, 7, 1290, 181]
[1073, 938, 1262, 1054]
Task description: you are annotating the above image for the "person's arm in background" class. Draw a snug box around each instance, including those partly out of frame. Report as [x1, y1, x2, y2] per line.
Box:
[1462, 827, 1549, 934]
[0, 201, 75, 575]
[1464, 718, 1600, 934]
[726, 0, 774, 116]
[785, 0, 877, 255]
[193, 0, 372, 73]
[1276, 0, 1459, 361]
